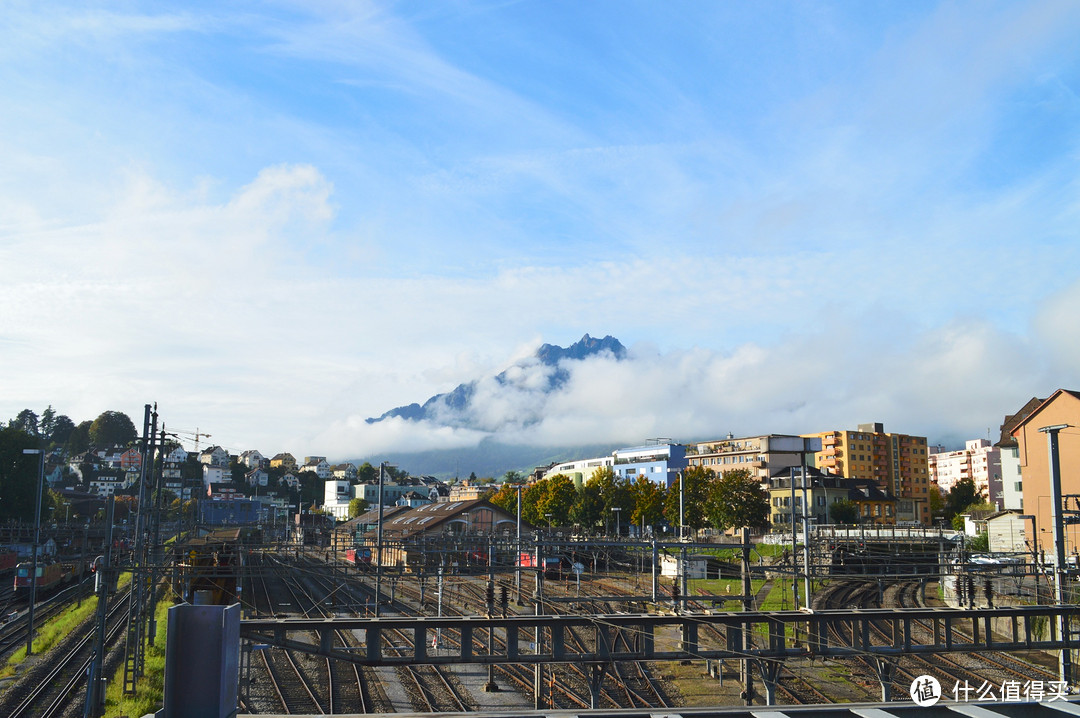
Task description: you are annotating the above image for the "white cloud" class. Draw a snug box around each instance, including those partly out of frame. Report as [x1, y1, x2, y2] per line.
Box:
[316, 316, 1064, 457]
[2, 158, 1076, 459]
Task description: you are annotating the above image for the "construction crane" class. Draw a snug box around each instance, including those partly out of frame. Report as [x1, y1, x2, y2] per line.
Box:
[171, 428, 212, 452]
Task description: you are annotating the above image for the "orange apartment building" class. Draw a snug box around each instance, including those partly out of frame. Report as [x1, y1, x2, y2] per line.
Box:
[1012, 389, 1080, 557]
[803, 422, 932, 525]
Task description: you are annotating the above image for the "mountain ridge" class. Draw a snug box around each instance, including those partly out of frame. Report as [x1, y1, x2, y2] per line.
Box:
[366, 333, 626, 425]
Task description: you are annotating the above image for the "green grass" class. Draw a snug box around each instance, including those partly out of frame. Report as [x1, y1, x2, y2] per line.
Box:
[1, 595, 100, 679]
[103, 596, 175, 717]
[685, 578, 768, 610]
[754, 579, 830, 642]
[752, 542, 786, 559]
[660, 542, 784, 563]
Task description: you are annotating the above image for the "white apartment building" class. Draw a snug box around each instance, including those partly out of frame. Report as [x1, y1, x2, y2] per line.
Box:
[998, 443, 1023, 511]
[928, 439, 1003, 506]
[543, 456, 614, 486]
[203, 464, 228, 487]
[302, 458, 332, 479]
[323, 479, 352, 520]
[995, 397, 1045, 511]
[542, 442, 688, 488]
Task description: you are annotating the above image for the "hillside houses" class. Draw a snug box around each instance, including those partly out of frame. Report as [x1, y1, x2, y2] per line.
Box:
[199, 445, 229, 467]
[239, 449, 266, 469]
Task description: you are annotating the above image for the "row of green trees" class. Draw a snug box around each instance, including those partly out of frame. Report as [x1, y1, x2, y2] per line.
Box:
[5, 407, 138, 454]
[1, 409, 140, 523]
[487, 465, 770, 534]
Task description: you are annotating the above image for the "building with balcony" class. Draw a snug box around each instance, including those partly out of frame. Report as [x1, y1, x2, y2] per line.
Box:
[928, 439, 1003, 506]
[542, 442, 688, 488]
[803, 422, 931, 525]
[611, 443, 687, 488]
[542, 456, 614, 486]
[688, 434, 819, 487]
[202, 464, 228, 487]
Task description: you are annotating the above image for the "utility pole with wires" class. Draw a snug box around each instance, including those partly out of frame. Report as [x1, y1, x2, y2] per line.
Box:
[1041, 423, 1073, 687]
[123, 404, 157, 694]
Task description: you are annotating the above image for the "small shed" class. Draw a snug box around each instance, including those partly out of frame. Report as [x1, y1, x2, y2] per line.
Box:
[985, 511, 1030, 553]
[659, 553, 707, 579]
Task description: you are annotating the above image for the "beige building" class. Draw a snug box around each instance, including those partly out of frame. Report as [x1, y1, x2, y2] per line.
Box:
[768, 470, 853, 527]
[803, 422, 931, 525]
[447, 481, 491, 501]
[1013, 389, 1080, 557]
[687, 434, 813, 486]
[270, 452, 297, 471]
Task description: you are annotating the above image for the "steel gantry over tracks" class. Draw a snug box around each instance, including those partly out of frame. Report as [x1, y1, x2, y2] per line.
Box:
[240, 605, 1080, 705]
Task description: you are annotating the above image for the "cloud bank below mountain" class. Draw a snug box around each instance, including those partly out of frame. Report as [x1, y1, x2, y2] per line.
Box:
[314, 311, 1070, 459]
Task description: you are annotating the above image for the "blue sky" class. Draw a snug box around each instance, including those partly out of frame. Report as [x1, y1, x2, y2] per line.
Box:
[2, 1, 1079, 460]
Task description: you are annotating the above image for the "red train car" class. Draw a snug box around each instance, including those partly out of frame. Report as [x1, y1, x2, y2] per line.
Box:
[0, 549, 17, 574]
[345, 547, 372, 566]
[13, 561, 65, 597]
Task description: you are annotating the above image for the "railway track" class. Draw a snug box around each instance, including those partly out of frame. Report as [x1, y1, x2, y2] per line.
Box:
[885, 579, 1059, 694]
[809, 578, 1062, 703]
[0, 586, 132, 718]
[238, 549, 1073, 711]
[244, 551, 387, 714]
[0, 580, 94, 660]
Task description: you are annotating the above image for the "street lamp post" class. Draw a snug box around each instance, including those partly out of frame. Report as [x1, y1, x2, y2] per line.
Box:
[611, 507, 621, 538]
[22, 448, 45, 656]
